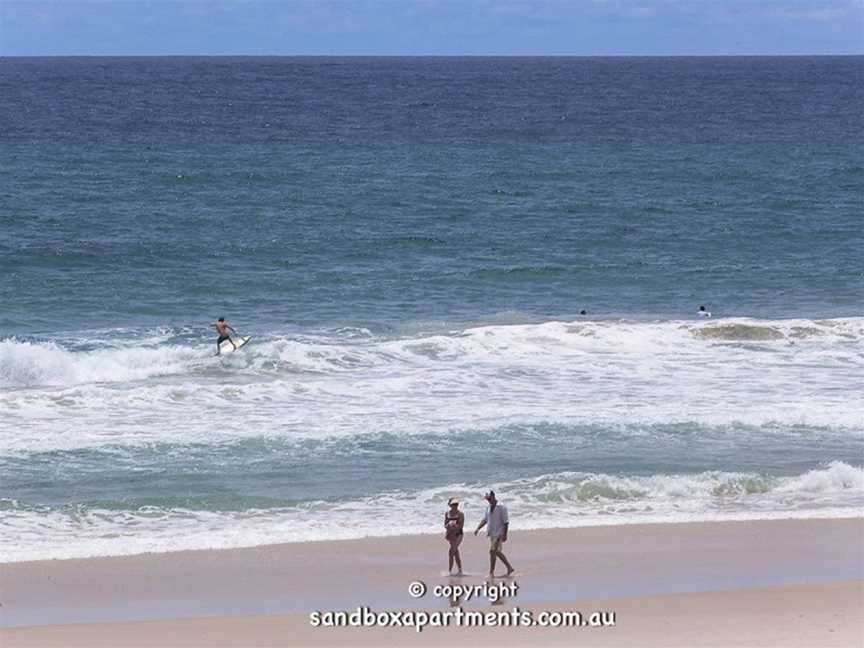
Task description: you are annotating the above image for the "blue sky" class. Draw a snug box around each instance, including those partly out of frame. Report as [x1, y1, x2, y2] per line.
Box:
[1, 0, 862, 56]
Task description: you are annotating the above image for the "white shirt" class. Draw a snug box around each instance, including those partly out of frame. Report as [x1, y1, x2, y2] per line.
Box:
[697, 310, 711, 318]
[483, 503, 509, 538]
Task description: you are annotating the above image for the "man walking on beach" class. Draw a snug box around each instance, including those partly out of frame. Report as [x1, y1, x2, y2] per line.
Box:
[474, 490, 514, 578]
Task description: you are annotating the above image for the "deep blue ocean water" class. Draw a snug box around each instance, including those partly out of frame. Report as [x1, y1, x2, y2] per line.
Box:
[1, 57, 862, 561]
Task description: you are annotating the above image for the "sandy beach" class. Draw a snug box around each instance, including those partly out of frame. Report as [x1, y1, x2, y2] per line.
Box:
[2, 518, 862, 646]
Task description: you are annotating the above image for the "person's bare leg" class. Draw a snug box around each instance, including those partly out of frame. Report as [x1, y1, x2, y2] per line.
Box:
[489, 550, 497, 577]
[448, 546, 455, 573]
[496, 551, 514, 575]
[453, 536, 463, 574]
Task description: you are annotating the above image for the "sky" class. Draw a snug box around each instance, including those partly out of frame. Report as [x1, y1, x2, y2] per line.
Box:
[0, 0, 862, 56]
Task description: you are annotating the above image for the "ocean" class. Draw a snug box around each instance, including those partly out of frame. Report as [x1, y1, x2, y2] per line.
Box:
[1, 56, 862, 562]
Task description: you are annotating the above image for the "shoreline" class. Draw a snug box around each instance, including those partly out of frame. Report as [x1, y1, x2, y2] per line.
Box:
[2, 518, 861, 632]
[4, 509, 862, 566]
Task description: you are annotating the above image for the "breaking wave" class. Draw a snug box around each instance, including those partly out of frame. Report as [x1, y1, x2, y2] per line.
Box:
[1, 462, 860, 562]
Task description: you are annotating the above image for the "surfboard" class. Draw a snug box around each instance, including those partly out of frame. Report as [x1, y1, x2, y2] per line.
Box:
[218, 335, 251, 355]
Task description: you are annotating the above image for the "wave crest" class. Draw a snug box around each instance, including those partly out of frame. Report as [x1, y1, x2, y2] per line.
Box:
[3, 316, 861, 389]
[0, 338, 196, 388]
[1, 462, 860, 563]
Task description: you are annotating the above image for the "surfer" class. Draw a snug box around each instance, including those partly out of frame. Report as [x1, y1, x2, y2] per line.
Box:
[697, 305, 711, 318]
[210, 317, 237, 355]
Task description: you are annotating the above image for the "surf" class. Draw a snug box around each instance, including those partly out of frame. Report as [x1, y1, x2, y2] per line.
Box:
[1, 462, 860, 563]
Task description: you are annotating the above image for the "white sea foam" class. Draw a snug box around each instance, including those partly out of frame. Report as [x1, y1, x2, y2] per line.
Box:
[0, 338, 198, 388]
[1, 317, 862, 454]
[1, 462, 860, 563]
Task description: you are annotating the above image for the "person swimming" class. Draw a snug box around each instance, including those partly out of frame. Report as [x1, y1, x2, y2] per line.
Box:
[209, 317, 237, 355]
[697, 305, 711, 318]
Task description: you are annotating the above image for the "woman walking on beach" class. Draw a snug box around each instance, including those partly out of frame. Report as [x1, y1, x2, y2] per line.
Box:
[444, 497, 464, 575]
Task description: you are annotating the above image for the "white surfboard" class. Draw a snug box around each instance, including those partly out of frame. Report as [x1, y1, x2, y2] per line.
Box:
[219, 335, 251, 355]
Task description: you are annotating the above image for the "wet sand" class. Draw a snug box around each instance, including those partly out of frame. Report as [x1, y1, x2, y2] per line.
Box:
[2, 518, 862, 646]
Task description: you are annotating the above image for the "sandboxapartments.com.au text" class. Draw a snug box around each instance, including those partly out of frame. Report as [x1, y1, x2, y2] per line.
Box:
[309, 606, 616, 633]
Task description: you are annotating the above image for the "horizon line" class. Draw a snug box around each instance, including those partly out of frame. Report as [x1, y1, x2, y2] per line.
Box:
[2, 53, 863, 59]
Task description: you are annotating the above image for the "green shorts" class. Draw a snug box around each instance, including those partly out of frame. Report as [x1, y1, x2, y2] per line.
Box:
[489, 536, 504, 552]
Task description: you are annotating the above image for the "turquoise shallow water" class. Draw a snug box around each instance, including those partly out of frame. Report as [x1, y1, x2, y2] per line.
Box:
[0, 57, 862, 561]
